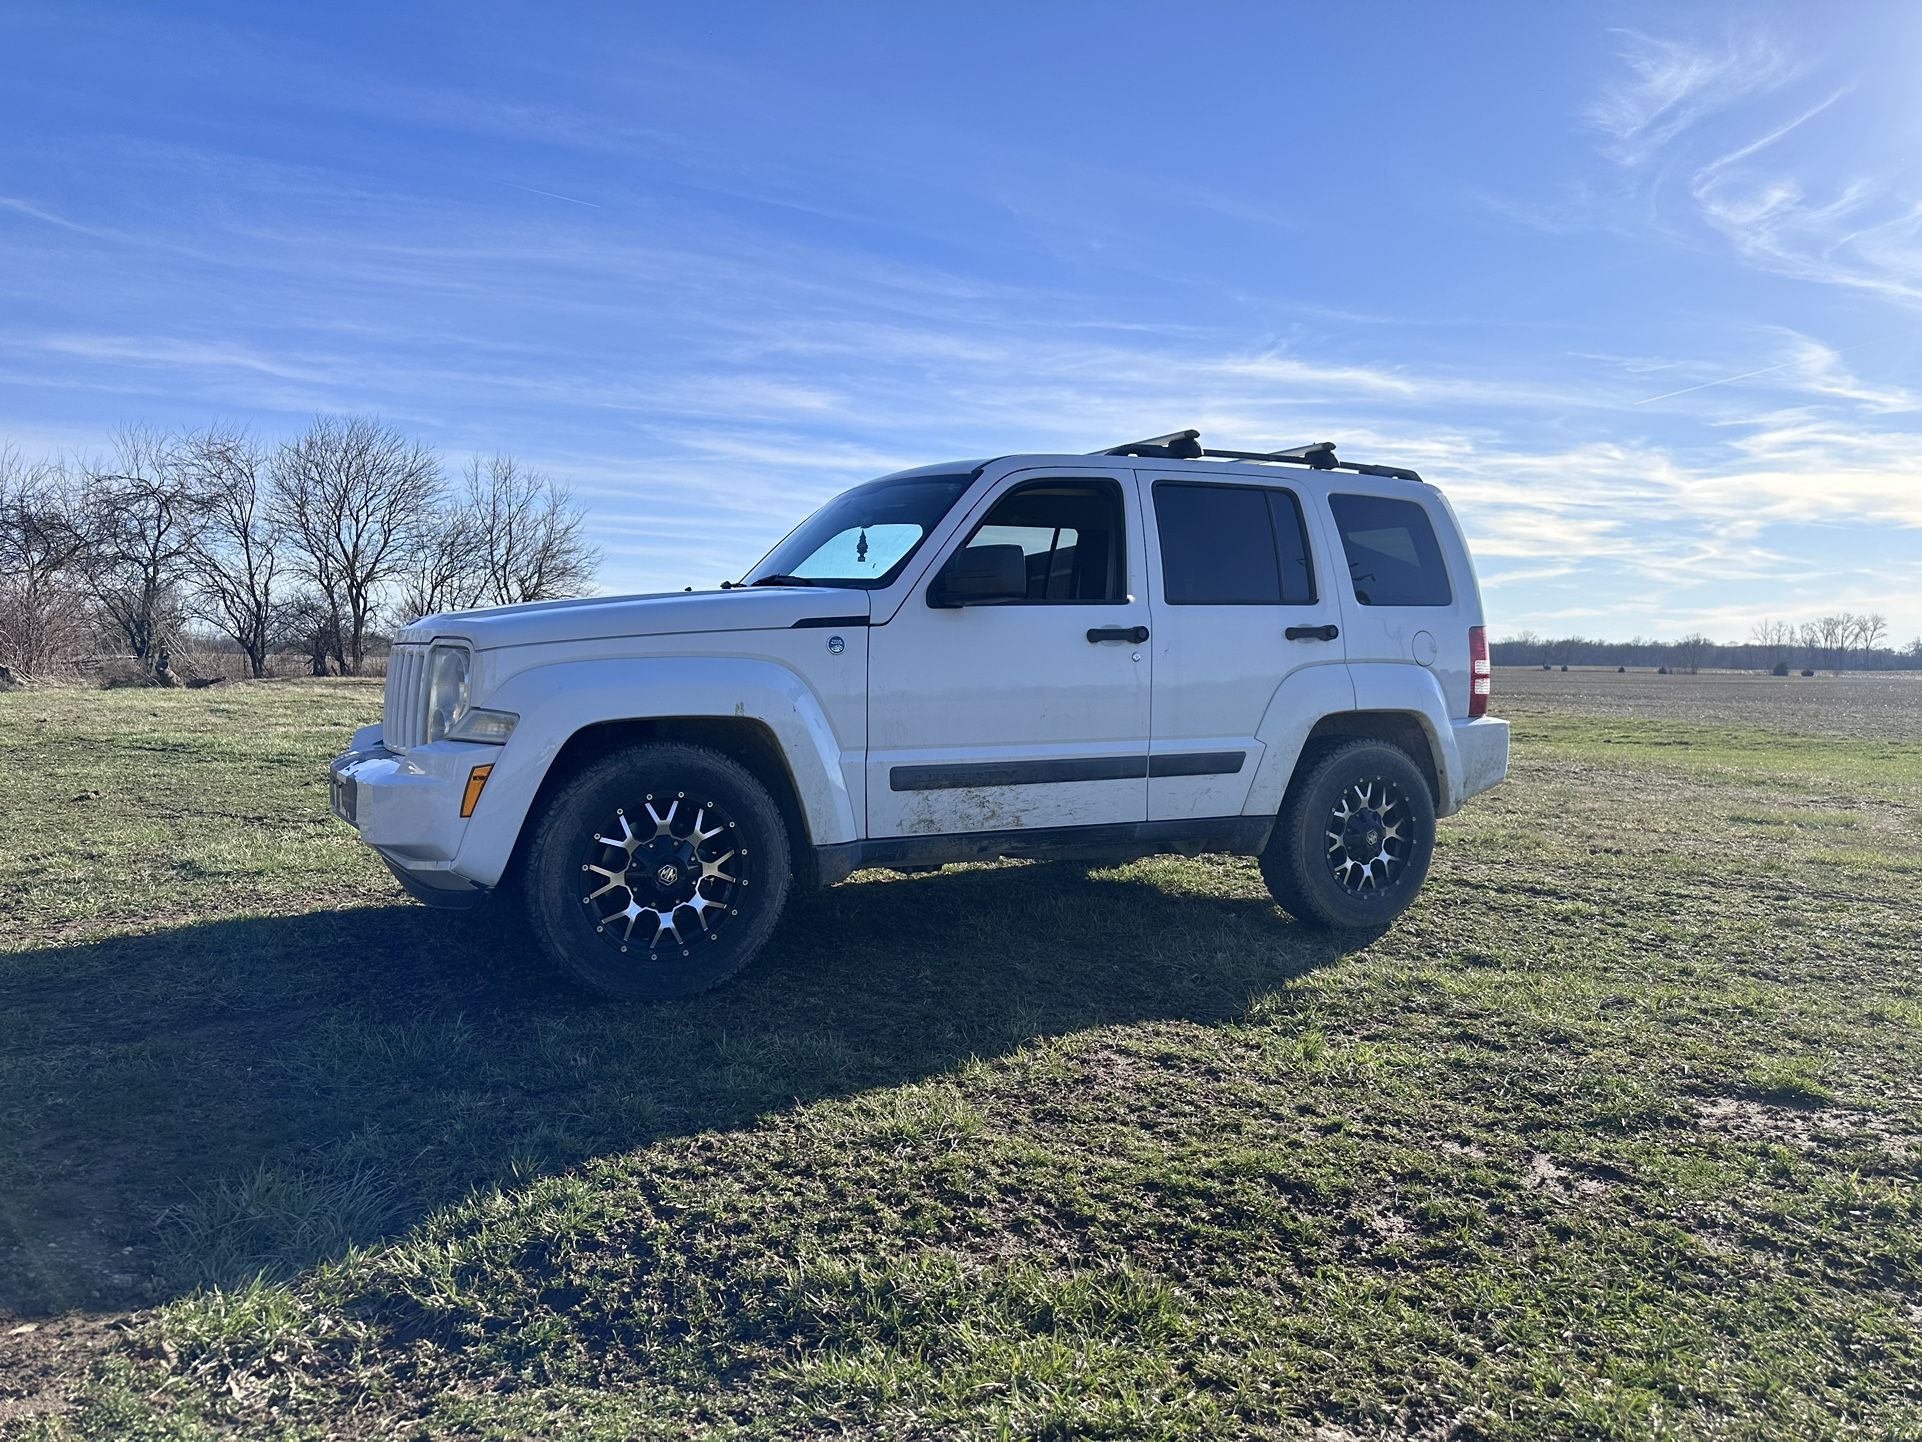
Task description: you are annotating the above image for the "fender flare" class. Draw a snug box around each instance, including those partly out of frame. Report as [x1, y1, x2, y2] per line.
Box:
[1243, 663, 1358, 817]
[1245, 661, 1463, 818]
[451, 656, 860, 887]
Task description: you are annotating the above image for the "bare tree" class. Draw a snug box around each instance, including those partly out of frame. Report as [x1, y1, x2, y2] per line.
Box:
[397, 504, 487, 623]
[1749, 618, 1794, 670]
[1852, 611, 1888, 666]
[1815, 613, 1853, 675]
[182, 428, 282, 679]
[464, 453, 599, 607]
[393, 453, 600, 624]
[271, 416, 444, 674]
[79, 428, 206, 676]
[0, 447, 91, 676]
[1672, 633, 1712, 675]
[278, 589, 342, 677]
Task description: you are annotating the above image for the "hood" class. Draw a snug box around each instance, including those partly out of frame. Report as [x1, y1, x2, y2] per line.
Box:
[399, 587, 871, 651]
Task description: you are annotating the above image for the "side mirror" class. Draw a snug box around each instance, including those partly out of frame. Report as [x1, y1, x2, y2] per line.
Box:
[930, 543, 1027, 607]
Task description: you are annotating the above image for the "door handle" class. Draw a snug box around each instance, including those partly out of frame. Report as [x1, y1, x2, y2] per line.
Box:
[1087, 625, 1150, 644]
[1285, 624, 1339, 642]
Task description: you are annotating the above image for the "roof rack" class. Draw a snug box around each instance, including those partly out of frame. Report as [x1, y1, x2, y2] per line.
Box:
[1095, 429, 1423, 483]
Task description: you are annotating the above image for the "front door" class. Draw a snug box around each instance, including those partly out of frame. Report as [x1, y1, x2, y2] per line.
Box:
[866, 469, 1152, 837]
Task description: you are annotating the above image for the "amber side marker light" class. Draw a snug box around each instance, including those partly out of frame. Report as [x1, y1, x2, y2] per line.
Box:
[460, 764, 494, 818]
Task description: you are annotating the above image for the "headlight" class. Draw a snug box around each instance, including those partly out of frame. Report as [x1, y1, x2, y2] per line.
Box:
[423, 644, 470, 744]
[448, 707, 518, 743]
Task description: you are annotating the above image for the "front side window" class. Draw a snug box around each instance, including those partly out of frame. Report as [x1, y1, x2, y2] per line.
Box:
[1328, 493, 1452, 607]
[744, 473, 974, 589]
[952, 480, 1127, 602]
[1154, 481, 1317, 604]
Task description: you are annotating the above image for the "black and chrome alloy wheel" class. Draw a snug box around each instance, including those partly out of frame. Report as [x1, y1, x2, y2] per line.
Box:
[579, 794, 747, 959]
[523, 741, 790, 1000]
[1259, 738, 1436, 930]
[1325, 778, 1412, 894]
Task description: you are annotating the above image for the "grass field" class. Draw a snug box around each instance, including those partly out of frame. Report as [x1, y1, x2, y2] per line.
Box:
[3, 670, 1920, 1438]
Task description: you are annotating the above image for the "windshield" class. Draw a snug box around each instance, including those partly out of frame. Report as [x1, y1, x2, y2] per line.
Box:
[742, 473, 975, 589]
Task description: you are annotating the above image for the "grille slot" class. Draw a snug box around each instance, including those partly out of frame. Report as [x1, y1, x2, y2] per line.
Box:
[383, 645, 429, 751]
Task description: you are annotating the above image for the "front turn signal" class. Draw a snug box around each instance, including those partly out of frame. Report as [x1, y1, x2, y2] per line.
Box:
[460, 764, 494, 818]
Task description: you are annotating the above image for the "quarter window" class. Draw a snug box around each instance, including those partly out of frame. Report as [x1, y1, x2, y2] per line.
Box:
[954, 480, 1127, 602]
[1153, 481, 1316, 605]
[1328, 494, 1452, 607]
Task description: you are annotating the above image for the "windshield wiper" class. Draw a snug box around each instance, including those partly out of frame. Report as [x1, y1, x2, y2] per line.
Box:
[746, 574, 820, 588]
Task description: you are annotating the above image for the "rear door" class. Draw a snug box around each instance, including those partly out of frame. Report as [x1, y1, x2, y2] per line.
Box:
[1142, 474, 1348, 821]
[866, 467, 1152, 837]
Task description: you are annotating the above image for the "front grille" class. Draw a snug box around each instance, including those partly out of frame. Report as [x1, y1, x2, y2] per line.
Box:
[383, 644, 429, 750]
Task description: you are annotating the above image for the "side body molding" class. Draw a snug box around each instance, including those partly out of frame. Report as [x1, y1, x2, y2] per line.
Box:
[451, 656, 861, 888]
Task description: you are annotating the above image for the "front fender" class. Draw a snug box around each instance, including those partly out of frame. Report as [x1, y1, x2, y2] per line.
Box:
[451, 656, 860, 887]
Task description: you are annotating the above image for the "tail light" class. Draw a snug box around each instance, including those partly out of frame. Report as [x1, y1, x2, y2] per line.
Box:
[1469, 625, 1491, 718]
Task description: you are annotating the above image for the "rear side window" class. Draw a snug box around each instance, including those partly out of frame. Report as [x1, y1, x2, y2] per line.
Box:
[1154, 482, 1316, 605]
[1328, 494, 1452, 607]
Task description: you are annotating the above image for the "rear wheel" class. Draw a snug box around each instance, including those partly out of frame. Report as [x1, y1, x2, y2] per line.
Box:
[522, 742, 790, 999]
[1259, 738, 1435, 930]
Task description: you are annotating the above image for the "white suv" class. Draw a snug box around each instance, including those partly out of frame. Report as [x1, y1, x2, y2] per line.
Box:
[330, 430, 1509, 999]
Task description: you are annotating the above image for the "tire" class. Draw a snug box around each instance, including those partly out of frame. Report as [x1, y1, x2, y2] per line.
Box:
[521, 742, 790, 1000]
[1259, 738, 1435, 930]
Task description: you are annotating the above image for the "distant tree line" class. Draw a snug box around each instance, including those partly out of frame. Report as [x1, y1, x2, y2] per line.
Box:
[0, 418, 599, 684]
[1496, 614, 1921, 676]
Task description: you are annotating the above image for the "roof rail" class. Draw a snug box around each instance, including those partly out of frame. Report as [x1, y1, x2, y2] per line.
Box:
[1095, 429, 1423, 483]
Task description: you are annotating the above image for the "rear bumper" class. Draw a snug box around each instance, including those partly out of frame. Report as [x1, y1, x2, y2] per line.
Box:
[329, 725, 500, 908]
[1449, 716, 1510, 810]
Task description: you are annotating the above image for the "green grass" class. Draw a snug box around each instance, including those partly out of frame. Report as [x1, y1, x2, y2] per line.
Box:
[3, 680, 1921, 1439]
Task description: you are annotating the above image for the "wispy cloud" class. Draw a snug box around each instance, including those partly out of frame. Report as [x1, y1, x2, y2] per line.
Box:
[1573, 29, 1922, 309]
[1586, 31, 1798, 167]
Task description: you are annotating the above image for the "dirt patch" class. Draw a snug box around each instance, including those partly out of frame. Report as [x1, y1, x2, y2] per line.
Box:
[1366, 1209, 1417, 1243]
[1523, 1153, 1611, 1199]
[0, 1314, 120, 1427]
[1696, 1097, 1917, 1159]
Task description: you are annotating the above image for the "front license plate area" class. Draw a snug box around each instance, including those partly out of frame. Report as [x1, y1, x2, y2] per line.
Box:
[330, 770, 358, 826]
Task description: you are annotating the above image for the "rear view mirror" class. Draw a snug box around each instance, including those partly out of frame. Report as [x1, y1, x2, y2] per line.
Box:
[930, 544, 1026, 607]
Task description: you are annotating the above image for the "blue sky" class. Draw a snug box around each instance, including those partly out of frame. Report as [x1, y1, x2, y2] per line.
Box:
[3, 1, 1920, 641]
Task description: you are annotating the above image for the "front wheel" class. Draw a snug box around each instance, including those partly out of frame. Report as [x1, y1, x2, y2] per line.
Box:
[522, 742, 790, 1000]
[1259, 739, 1435, 930]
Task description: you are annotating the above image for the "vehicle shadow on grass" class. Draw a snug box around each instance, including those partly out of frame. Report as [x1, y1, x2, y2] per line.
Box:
[0, 860, 1365, 1319]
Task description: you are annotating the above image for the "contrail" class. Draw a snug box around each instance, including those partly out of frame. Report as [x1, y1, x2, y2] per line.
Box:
[1633, 357, 1806, 405]
[505, 183, 601, 209]
[1632, 341, 1866, 405]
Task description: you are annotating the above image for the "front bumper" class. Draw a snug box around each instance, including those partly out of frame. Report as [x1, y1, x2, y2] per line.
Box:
[329, 724, 499, 909]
